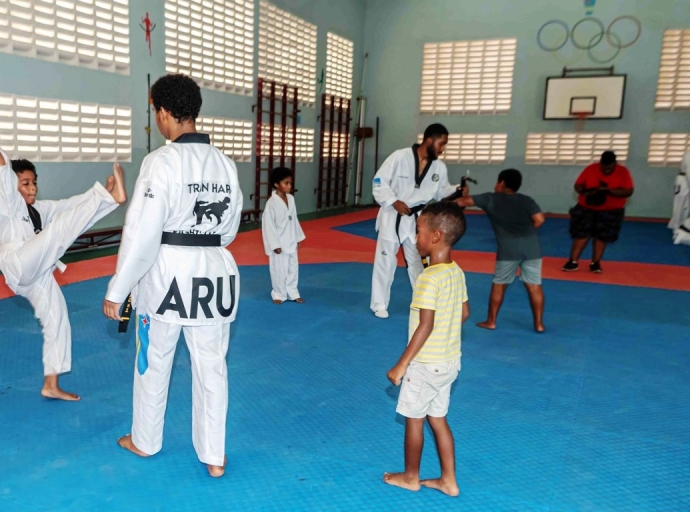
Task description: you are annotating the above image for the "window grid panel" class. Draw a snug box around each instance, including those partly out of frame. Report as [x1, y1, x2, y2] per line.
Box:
[525, 133, 630, 165]
[0, 92, 131, 162]
[648, 133, 690, 166]
[260, 126, 314, 162]
[259, 1, 317, 106]
[420, 38, 517, 115]
[165, 0, 254, 95]
[416, 133, 508, 164]
[322, 132, 350, 158]
[197, 116, 253, 162]
[0, 0, 130, 74]
[655, 29, 690, 111]
[326, 32, 353, 99]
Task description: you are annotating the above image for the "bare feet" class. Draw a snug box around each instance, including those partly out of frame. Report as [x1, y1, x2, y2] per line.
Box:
[41, 375, 80, 401]
[273, 299, 284, 305]
[477, 320, 496, 330]
[41, 387, 80, 401]
[535, 324, 546, 333]
[420, 478, 460, 497]
[117, 434, 150, 457]
[107, 163, 127, 204]
[295, 298, 305, 304]
[383, 472, 420, 492]
[207, 456, 227, 478]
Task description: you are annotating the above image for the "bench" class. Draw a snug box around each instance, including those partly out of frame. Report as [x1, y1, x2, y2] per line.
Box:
[67, 228, 122, 253]
[240, 209, 261, 224]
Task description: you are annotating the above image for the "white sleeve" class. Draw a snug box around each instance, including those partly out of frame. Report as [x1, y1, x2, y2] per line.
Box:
[220, 157, 243, 247]
[683, 152, 690, 189]
[372, 152, 399, 207]
[261, 198, 281, 253]
[434, 162, 458, 200]
[293, 199, 306, 243]
[0, 150, 23, 217]
[105, 154, 171, 303]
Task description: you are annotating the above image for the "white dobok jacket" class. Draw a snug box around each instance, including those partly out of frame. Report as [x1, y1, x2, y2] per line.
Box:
[106, 133, 242, 325]
[0, 151, 74, 290]
[372, 145, 457, 243]
[261, 191, 305, 256]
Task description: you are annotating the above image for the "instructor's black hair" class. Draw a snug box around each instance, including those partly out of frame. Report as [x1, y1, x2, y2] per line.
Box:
[422, 123, 449, 141]
[270, 166, 294, 187]
[150, 74, 202, 123]
[600, 151, 617, 166]
[11, 159, 37, 178]
[498, 168, 522, 192]
[420, 201, 467, 246]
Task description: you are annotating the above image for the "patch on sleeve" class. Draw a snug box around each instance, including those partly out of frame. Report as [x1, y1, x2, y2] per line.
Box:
[373, 177, 381, 188]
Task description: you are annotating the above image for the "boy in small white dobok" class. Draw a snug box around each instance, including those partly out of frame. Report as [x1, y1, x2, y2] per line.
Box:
[262, 167, 306, 304]
[0, 152, 126, 401]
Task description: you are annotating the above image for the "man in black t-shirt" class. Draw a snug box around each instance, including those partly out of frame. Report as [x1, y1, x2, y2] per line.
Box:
[455, 169, 546, 332]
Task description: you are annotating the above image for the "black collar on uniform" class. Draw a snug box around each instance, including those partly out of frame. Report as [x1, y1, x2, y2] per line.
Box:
[172, 133, 210, 144]
[411, 144, 433, 188]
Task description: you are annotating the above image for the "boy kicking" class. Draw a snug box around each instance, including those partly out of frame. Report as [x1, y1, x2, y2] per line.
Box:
[384, 201, 470, 497]
[0, 150, 125, 400]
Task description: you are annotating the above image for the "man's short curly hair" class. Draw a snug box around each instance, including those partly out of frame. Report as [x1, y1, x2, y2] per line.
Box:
[150, 74, 202, 122]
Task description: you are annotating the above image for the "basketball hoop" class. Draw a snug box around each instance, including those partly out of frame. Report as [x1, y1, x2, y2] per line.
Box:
[573, 112, 590, 132]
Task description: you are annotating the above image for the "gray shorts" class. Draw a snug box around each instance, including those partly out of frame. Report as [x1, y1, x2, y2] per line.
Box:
[396, 359, 460, 419]
[494, 258, 542, 285]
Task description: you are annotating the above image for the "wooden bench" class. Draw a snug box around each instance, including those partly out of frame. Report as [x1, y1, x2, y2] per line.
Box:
[240, 209, 261, 224]
[67, 228, 122, 253]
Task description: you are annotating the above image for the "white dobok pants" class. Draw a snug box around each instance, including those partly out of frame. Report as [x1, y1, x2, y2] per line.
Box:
[131, 316, 230, 467]
[370, 236, 424, 312]
[669, 174, 689, 232]
[269, 252, 300, 301]
[11, 184, 117, 375]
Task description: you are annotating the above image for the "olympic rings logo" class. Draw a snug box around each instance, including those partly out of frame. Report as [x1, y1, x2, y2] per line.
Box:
[537, 16, 642, 64]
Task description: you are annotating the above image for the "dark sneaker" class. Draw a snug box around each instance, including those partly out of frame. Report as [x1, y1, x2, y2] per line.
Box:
[562, 260, 579, 272]
[590, 261, 602, 273]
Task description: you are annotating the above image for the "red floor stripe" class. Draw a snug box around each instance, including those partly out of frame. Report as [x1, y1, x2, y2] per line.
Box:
[1, 209, 688, 300]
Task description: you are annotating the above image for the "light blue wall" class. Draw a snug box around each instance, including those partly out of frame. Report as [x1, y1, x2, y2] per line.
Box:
[0, 0, 365, 227]
[359, 0, 690, 217]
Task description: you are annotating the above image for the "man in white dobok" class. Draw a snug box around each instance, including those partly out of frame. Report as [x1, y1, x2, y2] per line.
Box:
[670, 150, 690, 245]
[103, 74, 242, 478]
[370, 124, 459, 319]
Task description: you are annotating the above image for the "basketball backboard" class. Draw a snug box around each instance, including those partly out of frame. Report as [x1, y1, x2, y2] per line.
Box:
[543, 74, 626, 120]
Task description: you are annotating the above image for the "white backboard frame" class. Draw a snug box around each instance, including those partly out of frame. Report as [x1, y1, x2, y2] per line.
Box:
[543, 75, 627, 120]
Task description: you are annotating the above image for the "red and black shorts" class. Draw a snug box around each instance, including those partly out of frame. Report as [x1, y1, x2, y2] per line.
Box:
[569, 204, 625, 243]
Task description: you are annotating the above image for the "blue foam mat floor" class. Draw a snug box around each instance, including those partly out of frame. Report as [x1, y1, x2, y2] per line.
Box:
[335, 216, 690, 266]
[1, 263, 689, 511]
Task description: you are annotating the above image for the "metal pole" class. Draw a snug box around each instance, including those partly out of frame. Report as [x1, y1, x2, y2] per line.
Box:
[354, 96, 366, 206]
[374, 116, 380, 173]
[146, 73, 151, 154]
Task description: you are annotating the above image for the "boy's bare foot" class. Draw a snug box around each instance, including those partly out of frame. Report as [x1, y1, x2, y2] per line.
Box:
[41, 376, 80, 401]
[420, 478, 460, 497]
[383, 472, 420, 492]
[273, 299, 284, 305]
[41, 387, 80, 401]
[295, 298, 305, 304]
[118, 434, 150, 457]
[477, 320, 496, 330]
[107, 163, 127, 204]
[535, 324, 545, 333]
[207, 456, 227, 478]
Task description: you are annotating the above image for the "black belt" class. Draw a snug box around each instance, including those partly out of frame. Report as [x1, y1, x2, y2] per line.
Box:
[161, 232, 222, 247]
[395, 204, 427, 269]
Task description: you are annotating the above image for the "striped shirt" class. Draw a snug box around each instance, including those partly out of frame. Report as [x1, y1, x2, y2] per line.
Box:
[409, 262, 467, 363]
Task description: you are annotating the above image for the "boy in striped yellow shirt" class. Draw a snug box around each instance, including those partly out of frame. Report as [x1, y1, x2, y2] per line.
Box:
[384, 202, 470, 497]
